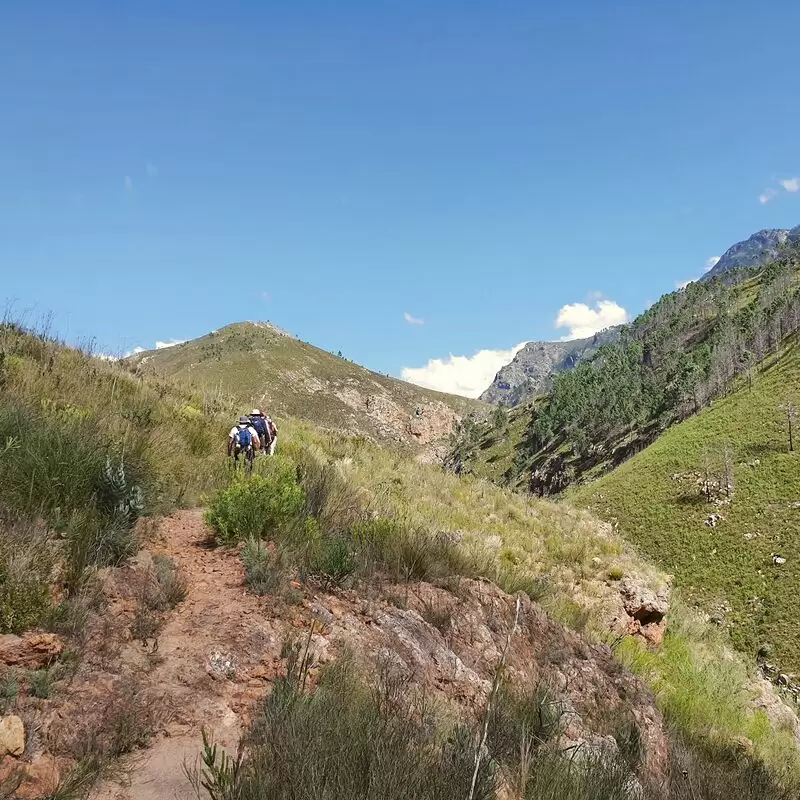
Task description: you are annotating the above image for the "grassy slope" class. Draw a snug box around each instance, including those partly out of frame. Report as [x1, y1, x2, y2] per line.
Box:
[128, 322, 485, 441]
[573, 335, 800, 671]
[259, 420, 800, 777]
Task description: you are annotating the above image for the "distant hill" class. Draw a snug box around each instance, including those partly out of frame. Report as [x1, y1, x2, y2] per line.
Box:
[126, 321, 486, 451]
[705, 226, 800, 280]
[480, 328, 621, 406]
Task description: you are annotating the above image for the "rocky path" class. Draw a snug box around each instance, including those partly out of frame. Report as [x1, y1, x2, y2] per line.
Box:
[91, 510, 287, 800]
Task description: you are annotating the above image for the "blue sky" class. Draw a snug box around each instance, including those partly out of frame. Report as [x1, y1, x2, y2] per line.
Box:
[3, 1, 800, 397]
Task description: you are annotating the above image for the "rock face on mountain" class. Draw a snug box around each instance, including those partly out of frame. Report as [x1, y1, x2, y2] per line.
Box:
[481, 328, 621, 406]
[705, 226, 800, 280]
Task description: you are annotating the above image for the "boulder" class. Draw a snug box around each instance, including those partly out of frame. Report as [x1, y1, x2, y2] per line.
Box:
[619, 578, 670, 645]
[620, 579, 669, 626]
[0, 715, 25, 757]
[0, 632, 64, 670]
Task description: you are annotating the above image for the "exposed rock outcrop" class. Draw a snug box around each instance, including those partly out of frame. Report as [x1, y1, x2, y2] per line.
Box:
[0, 632, 64, 670]
[619, 577, 670, 645]
[481, 328, 621, 406]
[704, 226, 800, 280]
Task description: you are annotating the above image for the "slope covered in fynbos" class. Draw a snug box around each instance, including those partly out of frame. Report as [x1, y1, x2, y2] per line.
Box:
[0, 321, 799, 798]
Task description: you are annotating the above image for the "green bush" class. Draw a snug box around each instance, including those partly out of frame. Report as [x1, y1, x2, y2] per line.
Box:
[295, 452, 370, 534]
[487, 682, 566, 765]
[308, 534, 356, 588]
[205, 458, 306, 545]
[151, 555, 188, 609]
[241, 538, 288, 596]
[352, 519, 476, 584]
[45, 595, 93, 640]
[0, 401, 147, 524]
[0, 565, 51, 634]
[0, 675, 19, 713]
[27, 667, 54, 699]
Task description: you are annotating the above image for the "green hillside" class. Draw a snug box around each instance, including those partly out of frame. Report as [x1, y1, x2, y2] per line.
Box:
[128, 322, 486, 449]
[459, 247, 800, 497]
[573, 335, 800, 672]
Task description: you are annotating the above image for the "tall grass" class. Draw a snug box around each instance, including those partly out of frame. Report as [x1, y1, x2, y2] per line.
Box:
[0, 320, 229, 630]
[195, 654, 796, 800]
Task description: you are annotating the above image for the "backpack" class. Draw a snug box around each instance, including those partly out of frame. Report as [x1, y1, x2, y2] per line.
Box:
[235, 426, 253, 451]
[267, 417, 278, 438]
[251, 416, 270, 444]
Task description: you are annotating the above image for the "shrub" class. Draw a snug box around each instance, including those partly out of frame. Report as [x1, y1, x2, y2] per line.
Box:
[44, 595, 93, 640]
[151, 555, 188, 609]
[27, 667, 54, 699]
[0, 517, 53, 634]
[496, 569, 551, 602]
[60, 677, 163, 761]
[487, 682, 566, 765]
[63, 509, 137, 594]
[0, 565, 51, 634]
[606, 565, 625, 582]
[352, 519, 476, 584]
[241, 538, 288, 596]
[295, 452, 370, 534]
[205, 459, 306, 545]
[0, 675, 19, 713]
[418, 595, 455, 634]
[0, 402, 147, 525]
[307, 534, 356, 588]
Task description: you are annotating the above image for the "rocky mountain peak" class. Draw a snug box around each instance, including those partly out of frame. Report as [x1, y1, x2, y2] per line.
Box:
[480, 327, 622, 406]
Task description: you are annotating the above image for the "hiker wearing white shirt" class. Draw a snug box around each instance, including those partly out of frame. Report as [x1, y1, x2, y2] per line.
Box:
[227, 415, 260, 470]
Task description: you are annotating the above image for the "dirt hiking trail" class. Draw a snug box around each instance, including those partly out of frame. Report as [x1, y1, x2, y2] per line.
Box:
[91, 510, 291, 800]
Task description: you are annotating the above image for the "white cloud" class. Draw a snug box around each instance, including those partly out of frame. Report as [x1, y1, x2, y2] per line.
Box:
[124, 175, 133, 192]
[404, 312, 424, 325]
[676, 278, 695, 290]
[554, 299, 629, 341]
[759, 189, 777, 204]
[781, 177, 800, 193]
[146, 163, 159, 178]
[401, 342, 527, 398]
[705, 256, 721, 271]
[118, 341, 182, 358]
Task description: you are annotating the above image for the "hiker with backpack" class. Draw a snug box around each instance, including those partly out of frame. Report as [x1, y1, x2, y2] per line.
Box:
[228, 415, 260, 470]
[263, 412, 278, 455]
[249, 409, 271, 455]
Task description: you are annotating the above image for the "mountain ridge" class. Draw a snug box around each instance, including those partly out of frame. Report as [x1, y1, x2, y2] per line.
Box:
[480, 327, 622, 406]
[705, 225, 800, 279]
